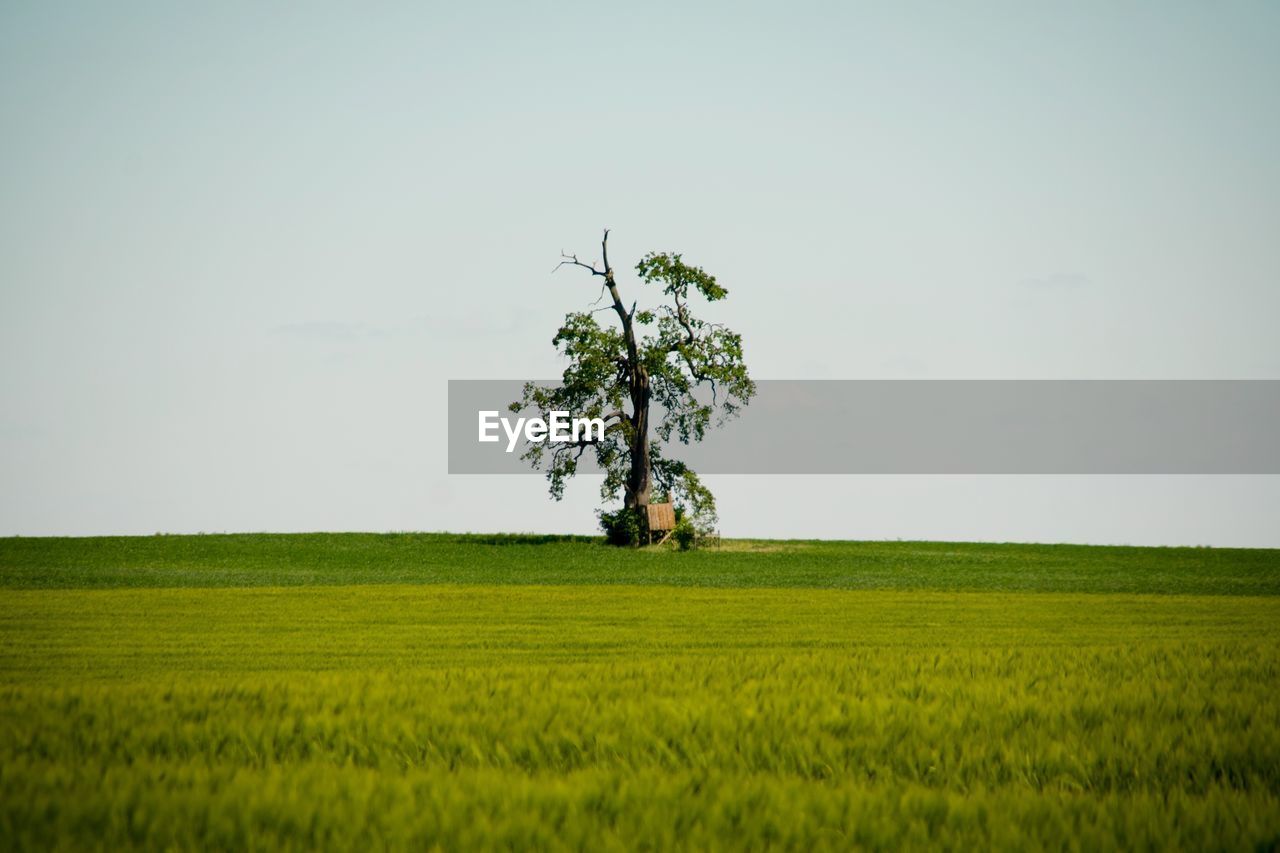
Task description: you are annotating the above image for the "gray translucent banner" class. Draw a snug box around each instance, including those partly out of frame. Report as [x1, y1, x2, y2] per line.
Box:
[448, 380, 1280, 474]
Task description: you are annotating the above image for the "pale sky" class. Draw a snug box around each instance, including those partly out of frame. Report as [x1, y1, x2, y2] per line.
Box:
[2, 2, 1278, 545]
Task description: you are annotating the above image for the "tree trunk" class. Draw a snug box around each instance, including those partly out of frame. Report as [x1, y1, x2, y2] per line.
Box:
[624, 367, 652, 541]
[600, 231, 652, 543]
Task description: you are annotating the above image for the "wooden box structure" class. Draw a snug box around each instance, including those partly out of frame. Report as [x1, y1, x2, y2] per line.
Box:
[645, 503, 677, 544]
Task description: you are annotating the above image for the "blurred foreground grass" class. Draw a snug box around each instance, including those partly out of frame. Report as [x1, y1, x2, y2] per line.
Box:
[2, 584, 1278, 850]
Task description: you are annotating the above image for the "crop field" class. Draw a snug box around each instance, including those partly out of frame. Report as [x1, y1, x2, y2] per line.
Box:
[2, 536, 1279, 850]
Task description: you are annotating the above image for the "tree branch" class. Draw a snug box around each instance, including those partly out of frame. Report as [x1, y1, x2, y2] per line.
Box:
[553, 252, 607, 277]
[670, 293, 697, 349]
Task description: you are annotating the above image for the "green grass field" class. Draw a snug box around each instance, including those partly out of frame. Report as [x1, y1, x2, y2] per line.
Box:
[3, 532, 1278, 594]
[2, 535, 1279, 850]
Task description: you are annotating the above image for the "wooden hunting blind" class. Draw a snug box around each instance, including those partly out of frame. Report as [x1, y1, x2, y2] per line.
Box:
[646, 503, 676, 544]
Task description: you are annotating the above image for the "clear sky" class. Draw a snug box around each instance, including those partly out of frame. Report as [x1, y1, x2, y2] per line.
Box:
[2, 2, 1278, 545]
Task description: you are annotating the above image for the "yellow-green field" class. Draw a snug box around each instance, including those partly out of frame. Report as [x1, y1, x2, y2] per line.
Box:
[2, 577, 1279, 850]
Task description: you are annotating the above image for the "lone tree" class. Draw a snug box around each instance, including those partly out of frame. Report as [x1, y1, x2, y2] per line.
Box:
[513, 230, 755, 543]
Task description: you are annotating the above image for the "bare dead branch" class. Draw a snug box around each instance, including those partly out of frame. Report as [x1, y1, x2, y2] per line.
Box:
[556, 229, 639, 385]
[553, 251, 607, 277]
